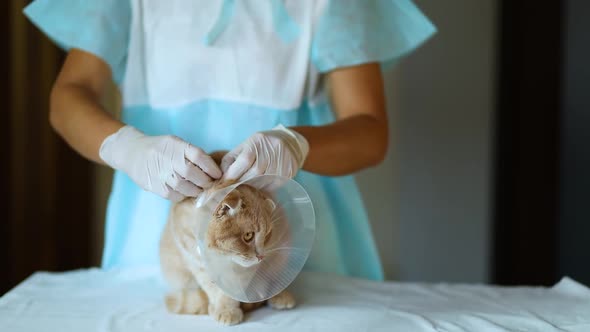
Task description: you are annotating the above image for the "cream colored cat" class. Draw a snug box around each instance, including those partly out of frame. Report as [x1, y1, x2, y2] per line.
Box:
[159, 152, 295, 325]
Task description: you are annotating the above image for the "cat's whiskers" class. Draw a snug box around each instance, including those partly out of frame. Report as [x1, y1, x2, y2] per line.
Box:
[264, 246, 300, 254]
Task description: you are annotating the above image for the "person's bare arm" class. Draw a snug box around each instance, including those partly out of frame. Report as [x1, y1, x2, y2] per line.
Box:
[292, 63, 388, 176]
[50, 49, 124, 164]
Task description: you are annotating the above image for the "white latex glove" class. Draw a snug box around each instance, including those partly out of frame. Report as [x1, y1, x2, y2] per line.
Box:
[221, 125, 309, 181]
[99, 126, 221, 202]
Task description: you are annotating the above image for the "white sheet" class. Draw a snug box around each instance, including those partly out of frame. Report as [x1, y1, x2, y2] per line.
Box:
[1, 268, 589, 332]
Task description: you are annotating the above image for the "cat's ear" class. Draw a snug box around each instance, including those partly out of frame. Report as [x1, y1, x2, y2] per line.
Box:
[215, 194, 241, 218]
[265, 198, 276, 212]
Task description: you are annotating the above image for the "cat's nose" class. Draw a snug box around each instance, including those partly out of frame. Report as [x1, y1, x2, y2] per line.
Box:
[256, 254, 264, 261]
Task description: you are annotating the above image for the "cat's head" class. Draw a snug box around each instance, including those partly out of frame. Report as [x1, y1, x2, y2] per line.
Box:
[206, 184, 276, 267]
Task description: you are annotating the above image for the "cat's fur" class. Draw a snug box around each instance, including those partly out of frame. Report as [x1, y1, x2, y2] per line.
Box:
[159, 151, 295, 325]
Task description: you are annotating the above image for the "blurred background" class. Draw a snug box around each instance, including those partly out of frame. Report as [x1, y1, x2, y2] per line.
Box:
[2, 0, 589, 294]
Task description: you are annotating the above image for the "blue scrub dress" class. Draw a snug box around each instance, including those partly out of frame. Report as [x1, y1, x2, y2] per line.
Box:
[24, 0, 435, 281]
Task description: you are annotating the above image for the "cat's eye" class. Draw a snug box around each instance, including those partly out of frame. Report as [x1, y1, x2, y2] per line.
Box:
[243, 232, 254, 243]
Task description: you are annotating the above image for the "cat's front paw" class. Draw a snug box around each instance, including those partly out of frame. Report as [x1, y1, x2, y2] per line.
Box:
[209, 305, 244, 325]
[165, 289, 208, 315]
[268, 290, 296, 310]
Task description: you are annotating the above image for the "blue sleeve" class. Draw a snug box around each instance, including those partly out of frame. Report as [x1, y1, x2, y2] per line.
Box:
[311, 0, 436, 73]
[23, 0, 131, 83]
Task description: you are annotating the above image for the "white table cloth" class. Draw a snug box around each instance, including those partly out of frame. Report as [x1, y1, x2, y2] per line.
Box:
[1, 268, 589, 332]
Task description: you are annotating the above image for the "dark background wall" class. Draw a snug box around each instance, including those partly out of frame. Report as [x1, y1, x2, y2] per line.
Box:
[492, 1, 564, 286]
[1, 0, 93, 295]
[559, 0, 590, 285]
[493, 0, 590, 287]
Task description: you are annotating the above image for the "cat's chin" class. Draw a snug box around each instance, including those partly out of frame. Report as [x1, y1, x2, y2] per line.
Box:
[231, 256, 260, 268]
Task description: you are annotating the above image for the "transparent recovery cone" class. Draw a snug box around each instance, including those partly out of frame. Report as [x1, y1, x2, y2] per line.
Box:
[192, 175, 315, 303]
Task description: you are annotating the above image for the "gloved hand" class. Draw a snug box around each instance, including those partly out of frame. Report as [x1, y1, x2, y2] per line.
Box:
[221, 125, 309, 181]
[99, 126, 221, 202]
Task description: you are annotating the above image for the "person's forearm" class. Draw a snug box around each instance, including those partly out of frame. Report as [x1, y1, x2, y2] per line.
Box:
[50, 83, 124, 164]
[292, 114, 388, 176]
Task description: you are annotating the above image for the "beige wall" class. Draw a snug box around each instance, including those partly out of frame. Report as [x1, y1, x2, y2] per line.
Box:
[358, 0, 496, 282]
